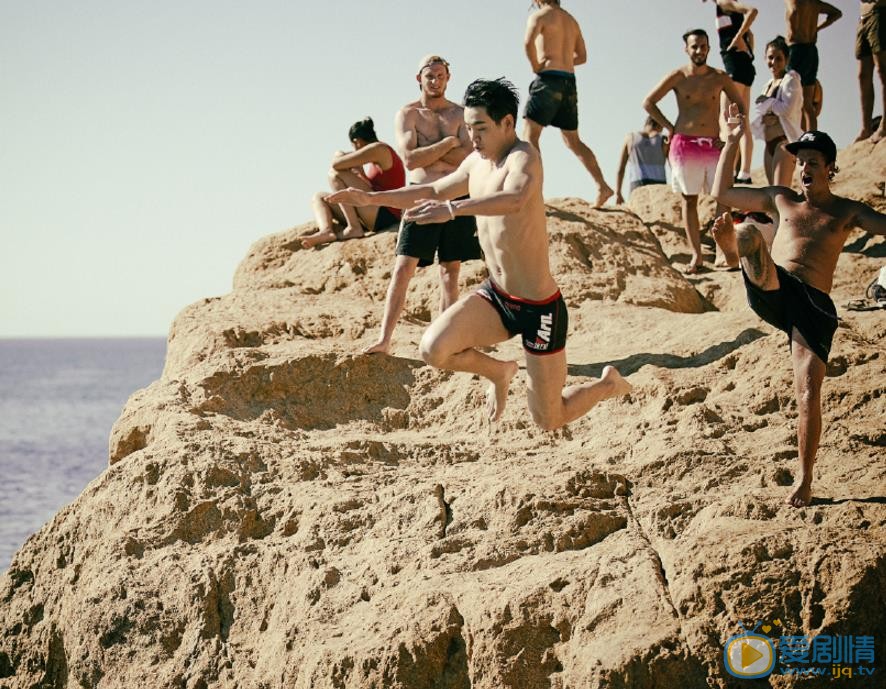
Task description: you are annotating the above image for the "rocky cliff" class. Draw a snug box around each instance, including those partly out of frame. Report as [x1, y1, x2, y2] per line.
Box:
[1, 141, 884, 689]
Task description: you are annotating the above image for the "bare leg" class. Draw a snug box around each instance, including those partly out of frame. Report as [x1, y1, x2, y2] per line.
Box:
[363, 255, 419, 354]
[419, 294, 518, 422]
[712, 201, 737, 269]
[773, 145, 796, 188]
[561, 129, 614, 207]
[801, 84, 817, 131]
[438, 261, 461, 315]
[328, 168, 378, 238]
[763, 140, 776, 185]
[870, 51, 886, 143]
[786, 327, 825, 507]
[681, 194, 703, 273]
[303, 191, 344, 248]
[856, 55, 875, 141]
[523, 118, 544, 152]
[524, 352, 631, 431]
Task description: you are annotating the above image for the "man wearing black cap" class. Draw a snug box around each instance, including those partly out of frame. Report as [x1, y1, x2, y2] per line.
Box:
[711, 104, 886, 507]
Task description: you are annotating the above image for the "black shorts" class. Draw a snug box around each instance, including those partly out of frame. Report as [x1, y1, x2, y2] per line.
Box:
[722, 49, 755, 87]
[787, 42, 818, 86]
[395, 197, 481, 267]
[524, 71, 579, 131]
[476, 278, 568, 355]
[742, 265, 838, 363]
[372, 206, 399, 232]
[856, 7, 884, 59]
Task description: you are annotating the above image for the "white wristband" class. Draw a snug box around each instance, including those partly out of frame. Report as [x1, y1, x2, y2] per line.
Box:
[445, 200, 455, 220]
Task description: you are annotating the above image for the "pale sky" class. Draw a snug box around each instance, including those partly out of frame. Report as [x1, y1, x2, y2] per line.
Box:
[0, 1, 864, 336]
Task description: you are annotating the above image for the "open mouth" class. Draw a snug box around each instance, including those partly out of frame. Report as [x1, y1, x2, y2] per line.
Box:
[801, 174, 813, 186]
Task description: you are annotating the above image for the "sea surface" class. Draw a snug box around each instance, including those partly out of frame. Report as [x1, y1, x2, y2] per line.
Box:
[0, 338, 167, 573]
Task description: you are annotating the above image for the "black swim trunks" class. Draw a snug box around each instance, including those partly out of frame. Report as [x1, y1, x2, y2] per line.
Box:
[372, 206, 399, 232]
[395, 196, 481, 268]
[476, 278, 568, 355]
[742, 265, 838, 363]
[722, 49, 756, 87]
[524, 70, 579, 131]
[787, 42, 819, 86]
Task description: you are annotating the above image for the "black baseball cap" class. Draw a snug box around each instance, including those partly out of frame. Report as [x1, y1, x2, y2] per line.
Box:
[785, 130, 837, 164]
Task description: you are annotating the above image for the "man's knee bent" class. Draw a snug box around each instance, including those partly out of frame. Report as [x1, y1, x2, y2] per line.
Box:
[735, 224, 763, 254]
[418, 331, 449, 368]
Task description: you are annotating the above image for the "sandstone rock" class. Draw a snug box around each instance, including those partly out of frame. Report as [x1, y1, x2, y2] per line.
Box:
[2, 148, 884, 688]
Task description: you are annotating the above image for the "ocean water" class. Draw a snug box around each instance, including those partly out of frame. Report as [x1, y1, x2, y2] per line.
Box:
[0, 338, 167, 573]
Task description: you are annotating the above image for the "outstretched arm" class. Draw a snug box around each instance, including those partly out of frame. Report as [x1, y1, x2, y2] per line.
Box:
[853, 202, 886, 236]
[815, 1, 842, 32]
[712, 105, 776, 212]
[326, 162, 470, 210]
[395, 107, 459, 171]
[404, 148, 539, 224]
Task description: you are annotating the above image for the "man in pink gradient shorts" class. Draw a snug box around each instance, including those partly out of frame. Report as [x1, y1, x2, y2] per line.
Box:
[644, 28, 746, 273]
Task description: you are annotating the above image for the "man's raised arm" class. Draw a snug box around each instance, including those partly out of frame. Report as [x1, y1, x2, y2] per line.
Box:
[712, 107, 776, 212]
[395, 107, 460, 171]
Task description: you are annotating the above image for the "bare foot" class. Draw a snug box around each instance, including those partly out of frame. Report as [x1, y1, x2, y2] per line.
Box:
[871, 128, 886, 144]
[600, 365, 633, 400]
[683, 258, 704, 275]
[341, 225, 365, 240]
[711, 212, 740, 268]
[485, 361, 519, 422]
[785, 480, 812, 508]
[362, 339, 391, 355]
[594, 185, 615, 208]
[301, 230, 335, 249]
[854, 127, 873, 143]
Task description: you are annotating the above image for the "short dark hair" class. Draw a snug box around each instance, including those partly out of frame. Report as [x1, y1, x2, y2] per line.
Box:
[463, 78, 519, 123]
[644, 116, 661, 130]
[766, 35, 790, 58]
[682, 28, 709, 44]
[348, 117, 377, 143]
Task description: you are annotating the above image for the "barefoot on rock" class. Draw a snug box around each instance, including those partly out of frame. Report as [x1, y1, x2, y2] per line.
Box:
[785, 480, 812, 508]
[594, 185, 615, 208]
[485, 361, 519, 422]
[601, 365, 633, 399]
[362, 340, 391, 355]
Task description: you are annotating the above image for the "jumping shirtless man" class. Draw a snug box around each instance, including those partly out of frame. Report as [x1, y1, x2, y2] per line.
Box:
[712, 104, 886, 507]
[363, 55, 482, 355]
[644, 28, 746, 273]
[783, 0, 842, 130]
[522, 0, 613, 207]
[329, 78, 632, 429]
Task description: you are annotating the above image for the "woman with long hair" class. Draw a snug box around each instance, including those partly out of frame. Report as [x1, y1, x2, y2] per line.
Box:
[751, 36, 803, 187]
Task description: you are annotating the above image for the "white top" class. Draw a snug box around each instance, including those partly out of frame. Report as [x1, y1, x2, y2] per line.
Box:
[750, 69, 803, 144]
